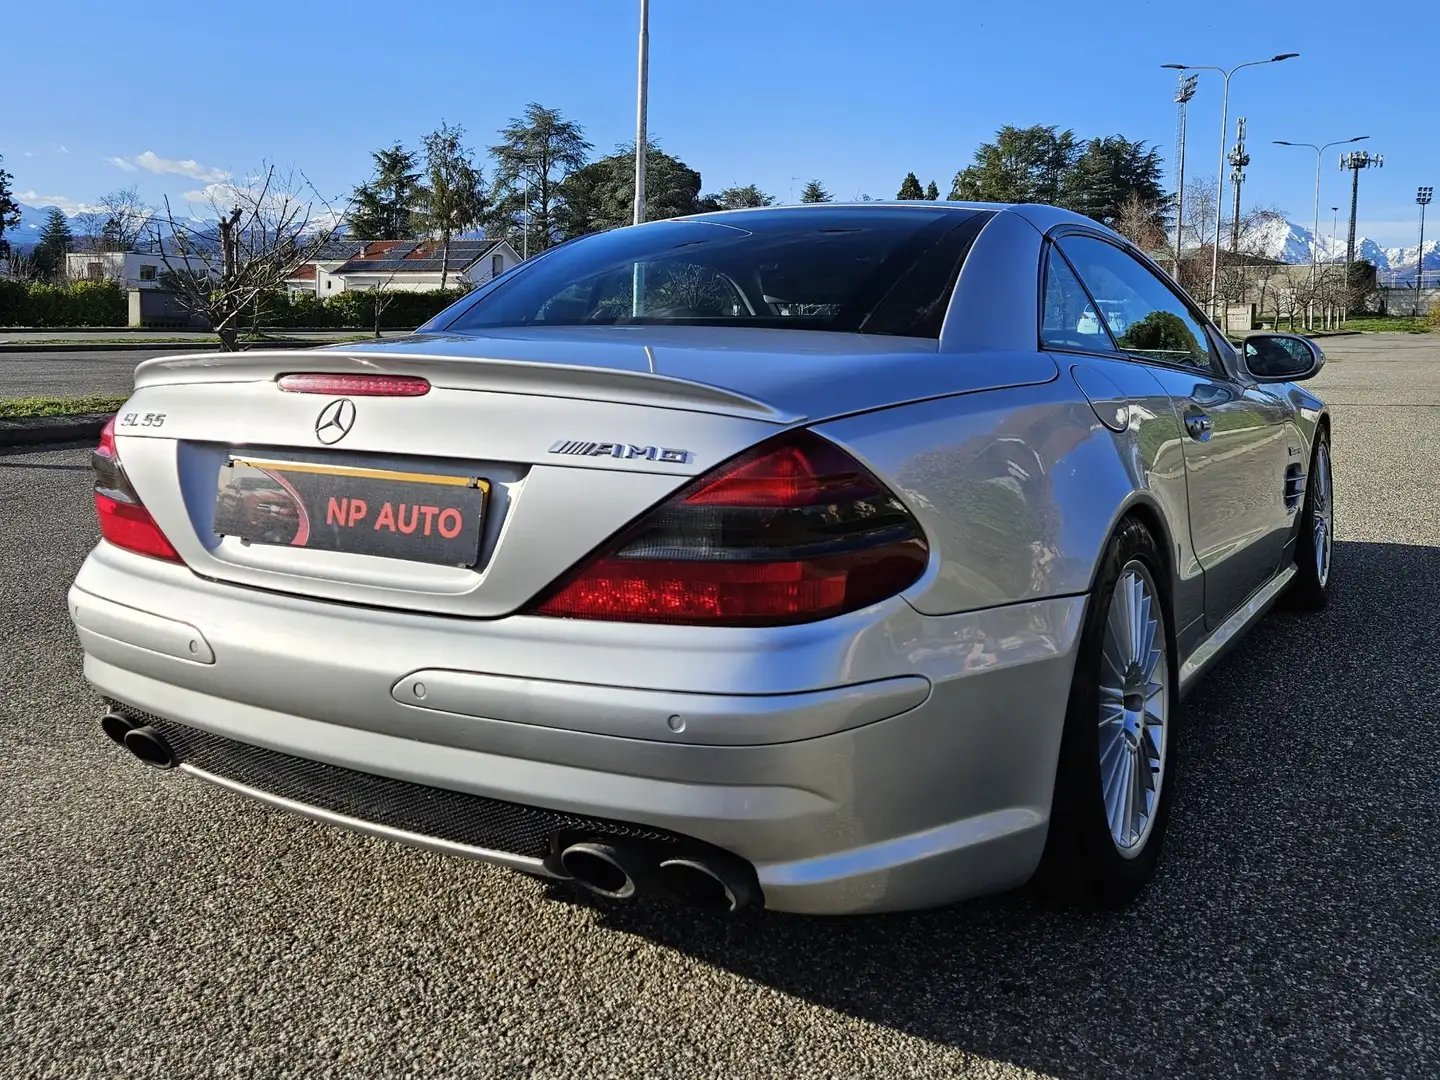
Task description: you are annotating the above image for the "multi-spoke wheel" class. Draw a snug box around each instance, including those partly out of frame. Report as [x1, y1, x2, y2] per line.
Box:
[1035, 517, 1177, 907]
[1097, 562, 1168, 859]
[1286, 430, 1333, 611]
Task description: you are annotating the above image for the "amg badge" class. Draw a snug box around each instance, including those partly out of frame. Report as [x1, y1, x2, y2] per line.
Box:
[548, 440, 691, 464]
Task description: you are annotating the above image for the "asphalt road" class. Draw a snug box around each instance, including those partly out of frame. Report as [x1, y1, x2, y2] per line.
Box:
[1, 334, 1437, 1079]
[0, 334, 406, 398]
[0, 350, 162, 397]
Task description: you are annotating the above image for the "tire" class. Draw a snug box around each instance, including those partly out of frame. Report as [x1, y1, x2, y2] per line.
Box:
[1283, 429, 1332, 612]
[1033, 517, 1177, 908]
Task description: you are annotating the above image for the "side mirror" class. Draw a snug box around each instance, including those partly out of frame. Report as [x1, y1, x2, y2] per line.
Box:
[1241, 333, 1325, 383]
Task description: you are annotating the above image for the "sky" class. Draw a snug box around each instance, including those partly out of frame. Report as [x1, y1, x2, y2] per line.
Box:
[4, 0, 1437, 248]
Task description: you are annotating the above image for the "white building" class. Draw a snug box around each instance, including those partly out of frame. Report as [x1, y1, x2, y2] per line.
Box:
[65, 251, 215, 289]
[286, 238, 521, 297]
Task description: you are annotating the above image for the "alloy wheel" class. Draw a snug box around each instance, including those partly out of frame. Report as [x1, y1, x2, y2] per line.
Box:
[1312, 442, 1333, 588]
[1096, 560, 1168, 859]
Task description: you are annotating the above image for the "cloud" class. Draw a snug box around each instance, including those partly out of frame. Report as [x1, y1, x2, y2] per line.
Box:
[183, 181, 240, 205]
[106, 156, 138, 172]
[51, 143, 69, 155]
[17, 191, 102, 215]
[132, 150, 228, 182]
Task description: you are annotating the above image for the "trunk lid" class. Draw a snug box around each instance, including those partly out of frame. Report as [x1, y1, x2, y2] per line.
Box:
[115, 329, 1055, 616]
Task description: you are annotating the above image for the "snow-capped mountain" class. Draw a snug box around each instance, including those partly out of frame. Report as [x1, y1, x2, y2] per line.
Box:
[3, 200, 334, 252]
[1244, 216, 1438, 279]
[4, 201, 79, 248]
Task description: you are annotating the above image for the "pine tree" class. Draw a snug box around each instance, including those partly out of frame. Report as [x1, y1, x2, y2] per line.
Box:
[0, 154, 21, 256]
[924, 180, 940, 200]
[555, 144, 706, 240]
[949, 125, 1079, 204]
[703, 184, 775, 210]
[897, 172, 925, 200]
[800, 179, 832, 203]
[33, 207, 73, 278]
[489, 103, 592, 255]
[347, 145, 422, 239]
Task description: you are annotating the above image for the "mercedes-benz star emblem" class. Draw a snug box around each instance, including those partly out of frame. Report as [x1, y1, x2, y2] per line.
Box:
[315, 398, 357, 445]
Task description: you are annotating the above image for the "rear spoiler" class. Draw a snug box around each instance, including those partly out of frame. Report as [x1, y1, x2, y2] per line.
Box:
[132, 349, 797, 423]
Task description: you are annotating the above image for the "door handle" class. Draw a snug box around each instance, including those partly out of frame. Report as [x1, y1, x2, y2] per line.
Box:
[1185, 412, 1213, 440]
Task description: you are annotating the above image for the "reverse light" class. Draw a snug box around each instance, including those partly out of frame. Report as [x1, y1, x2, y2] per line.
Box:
[527, 432, 929, 626]
[91, 417, 182, 562]
[277, 373, 431, 396]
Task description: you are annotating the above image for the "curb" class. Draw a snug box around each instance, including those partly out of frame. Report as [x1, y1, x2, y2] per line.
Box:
[0, 412, 112, 449]
[0, 340, 338, 354]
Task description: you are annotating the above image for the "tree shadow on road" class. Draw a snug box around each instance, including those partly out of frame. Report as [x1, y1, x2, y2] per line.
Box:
[564, 541, 1440, 1079]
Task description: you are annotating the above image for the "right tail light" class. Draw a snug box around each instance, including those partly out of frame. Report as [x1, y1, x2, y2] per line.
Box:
[525, 431, 928, 626]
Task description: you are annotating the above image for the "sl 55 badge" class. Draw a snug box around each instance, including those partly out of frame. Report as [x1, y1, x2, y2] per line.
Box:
[549, 440, 691, 464]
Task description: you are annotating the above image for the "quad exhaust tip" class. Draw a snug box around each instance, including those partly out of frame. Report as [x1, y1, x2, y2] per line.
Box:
[100, 709, 139, 747]
[558, 840, 756, 912]
[101, 711, 176, 770]
[657, 856, 754, 913]
[558, 841, 653, 901]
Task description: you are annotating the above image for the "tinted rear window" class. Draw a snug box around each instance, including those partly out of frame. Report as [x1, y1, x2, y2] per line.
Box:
[438, 207, 992, 339]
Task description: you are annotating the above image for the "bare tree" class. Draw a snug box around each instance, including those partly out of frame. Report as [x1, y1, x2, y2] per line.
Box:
[96, 187, 153, 251]
[155, 164, 345, 351]
[73, 210, 109, 255]
[1250, 258, 1282, 326]
[1114, 192, 1169, 253]
[353, 259, 409, 339]
[1173, 175, 1220, 303]
[1275, 280, 1302, 331]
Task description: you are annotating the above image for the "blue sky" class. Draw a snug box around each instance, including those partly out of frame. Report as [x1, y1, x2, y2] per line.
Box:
[5, 0, 1436, 247]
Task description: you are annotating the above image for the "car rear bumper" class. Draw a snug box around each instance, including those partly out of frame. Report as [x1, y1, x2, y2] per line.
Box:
[71, 542, 1086, 915]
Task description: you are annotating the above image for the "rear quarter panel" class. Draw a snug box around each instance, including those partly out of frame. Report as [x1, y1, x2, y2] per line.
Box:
[813, 358, 1202, 631]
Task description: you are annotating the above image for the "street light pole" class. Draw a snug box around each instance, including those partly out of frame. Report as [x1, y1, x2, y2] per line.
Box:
[1162, 54, 1298, 320]
[633, 0, 649, 227]
[1418, 186, 1433, 318]
[1273, 136, 1368, 329]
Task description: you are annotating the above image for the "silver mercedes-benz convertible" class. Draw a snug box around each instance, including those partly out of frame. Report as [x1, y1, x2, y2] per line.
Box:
[70, 202, 1332, 915]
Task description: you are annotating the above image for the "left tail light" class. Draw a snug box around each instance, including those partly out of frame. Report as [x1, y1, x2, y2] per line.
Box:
[91, 417, 182, 562]
[524, 431, 929, 626]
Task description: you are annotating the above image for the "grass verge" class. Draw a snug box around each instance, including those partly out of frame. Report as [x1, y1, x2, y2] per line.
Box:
[0, 395, 129, 418]
[1339, 316, 1431, 334]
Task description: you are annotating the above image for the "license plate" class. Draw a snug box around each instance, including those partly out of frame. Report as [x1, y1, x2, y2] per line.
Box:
[215, 457, 489, 567]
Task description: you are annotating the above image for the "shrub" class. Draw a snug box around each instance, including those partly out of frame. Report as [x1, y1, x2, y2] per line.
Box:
[0, 279, 467, 330]
[255, 288, 470, 331]
[0, 279, 128, 326]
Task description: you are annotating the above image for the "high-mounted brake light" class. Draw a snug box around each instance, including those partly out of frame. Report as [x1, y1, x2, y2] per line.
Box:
[277, 373, 431, 396]
[526, 432, 929, 626]
[91, 417, 182, 562]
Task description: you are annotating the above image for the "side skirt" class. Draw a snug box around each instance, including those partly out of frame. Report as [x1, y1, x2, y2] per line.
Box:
[1177, 566, 1296, 697]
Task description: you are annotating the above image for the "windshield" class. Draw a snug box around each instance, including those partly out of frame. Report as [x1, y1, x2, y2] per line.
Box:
[435, 207, 991, 339]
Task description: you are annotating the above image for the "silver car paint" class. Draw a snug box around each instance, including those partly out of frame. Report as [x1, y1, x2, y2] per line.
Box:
[70, 202, 1329, 913]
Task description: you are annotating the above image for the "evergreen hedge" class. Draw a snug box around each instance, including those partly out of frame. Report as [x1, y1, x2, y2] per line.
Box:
[0, 281, 468, 330]
[0, 280, 128, 326]
[259, 288, 470, 330]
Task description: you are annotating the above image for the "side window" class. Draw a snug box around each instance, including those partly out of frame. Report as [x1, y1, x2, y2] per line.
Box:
[1057, 235, 1217, 373]
[1041, 248, 1116, 353]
